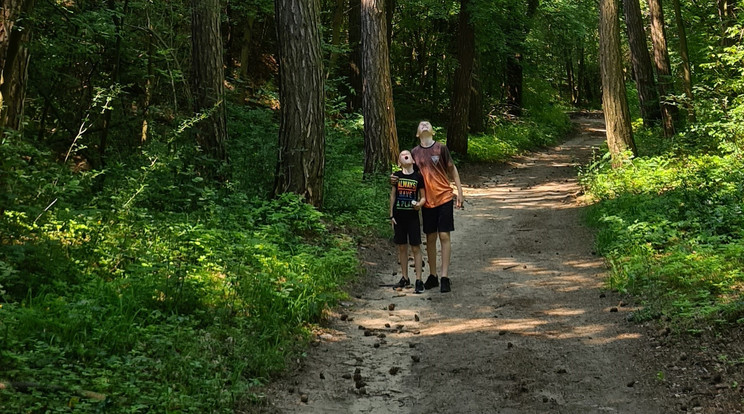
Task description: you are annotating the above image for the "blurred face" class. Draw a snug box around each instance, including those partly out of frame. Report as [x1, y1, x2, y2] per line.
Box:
[399, 150, 413, 166]
[416, 121, 434, 138]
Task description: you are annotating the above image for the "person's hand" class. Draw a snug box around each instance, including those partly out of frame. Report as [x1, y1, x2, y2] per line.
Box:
[390, 174, 399, 186]
[456, 193, 464, 209]
[412, 200, 421, 211]
[390, 217, 397, 229]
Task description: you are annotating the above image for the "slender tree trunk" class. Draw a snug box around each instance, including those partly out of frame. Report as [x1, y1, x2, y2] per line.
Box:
[0, 0, 34, 130]
[238, 16, 255, 80]
[577, 45, 586, 106]
[273, 0, 326, 206]
[565, 49, 577, 105]
[600, 0, 637, 164]
[468, 57, 484, 134]
[191, 0, 228, 162]
[327, 0, 346, 78]
[347, 0, 363, 112]
[717, 0, 736, 46]
[672, 0, 694, 121]
[447, 0, 475, 155]
[504, 0, 539, 117]
[647, 0, 677, 137]
[623, 0, 661, 126]
[142, 13, 154, 144]
[361, 0, 398, 175]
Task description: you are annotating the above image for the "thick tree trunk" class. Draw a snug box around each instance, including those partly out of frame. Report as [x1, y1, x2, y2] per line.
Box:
[273, 0, 326, 206]
[347, 0, 363, 112]
[672, 0, 694, 121]
[647, 0, 677, 137]
[0, 0, 34, 130]
[623, 0, 661, 126]
[600, 0, 637, 164]
[361, 0, 398, 175]
[447, 0, 475, 155]
[191, 0, 228, 161]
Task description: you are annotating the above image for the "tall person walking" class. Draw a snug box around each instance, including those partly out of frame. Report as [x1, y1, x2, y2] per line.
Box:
[394, 121, 464, 293]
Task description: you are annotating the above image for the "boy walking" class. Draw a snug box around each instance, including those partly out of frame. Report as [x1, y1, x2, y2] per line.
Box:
[390, 150, 427, 293]
[410, 121, 463, 293]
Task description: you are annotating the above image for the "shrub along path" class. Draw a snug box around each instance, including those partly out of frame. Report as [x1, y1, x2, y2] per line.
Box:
[254, 118, 672, 413]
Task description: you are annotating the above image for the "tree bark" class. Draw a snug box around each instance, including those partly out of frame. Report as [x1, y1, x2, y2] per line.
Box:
[191, 0, 228, 161]
[273, 0, 326, 206]
[672, 0, 694, 121]
[361, 0, 398, 175]
[504, 0, 539, 117]
[717, 0, 736, 46]
[447, 0, 475, 156]
[326, 0, 346, 79]
[600, 0, 637, 164]
[647, 0, 677, 137]
[623, 0, 661, 126]
[0, 0, 34, 130]
[468, 57, 484, 134]
[347, 0, 363, 112]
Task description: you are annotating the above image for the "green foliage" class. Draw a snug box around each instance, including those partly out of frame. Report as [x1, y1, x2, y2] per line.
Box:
[582, 135, 744, 326]
[0, 130, 357, 412]
[468, 97, 572, 163]
[323, 115, 392, 236]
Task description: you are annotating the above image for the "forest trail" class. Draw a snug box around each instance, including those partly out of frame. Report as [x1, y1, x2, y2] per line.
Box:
[256, 117, 670, 413]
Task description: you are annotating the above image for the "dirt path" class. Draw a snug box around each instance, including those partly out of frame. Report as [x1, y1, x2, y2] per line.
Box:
[256, 118, 671, 413]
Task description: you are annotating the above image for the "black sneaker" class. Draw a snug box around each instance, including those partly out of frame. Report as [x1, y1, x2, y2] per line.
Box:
[440, 277, 451, 293]
[395, 276, 411, 289]
[414, 279, 425, 294]
[423, 274, 439, 289]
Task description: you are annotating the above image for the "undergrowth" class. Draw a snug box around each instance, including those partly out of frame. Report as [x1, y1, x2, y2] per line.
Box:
[581, 123, 744, 329]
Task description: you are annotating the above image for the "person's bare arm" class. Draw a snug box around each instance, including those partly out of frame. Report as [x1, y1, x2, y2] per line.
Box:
[447, 163, 464, 209]
[389, 186, 397, 225]
[413, 188, 426, 210]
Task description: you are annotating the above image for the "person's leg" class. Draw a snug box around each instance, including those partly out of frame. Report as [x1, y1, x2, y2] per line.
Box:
[426, 232, 438, 276]
[411, 244, 423, 280]
[439, 231, 451, 277]
[398, 244, 409, 280]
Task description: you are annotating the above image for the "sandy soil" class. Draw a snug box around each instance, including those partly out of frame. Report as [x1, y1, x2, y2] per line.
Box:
[250, 118, 740, 413]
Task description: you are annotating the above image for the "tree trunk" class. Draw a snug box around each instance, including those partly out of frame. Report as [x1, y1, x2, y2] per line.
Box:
[447, 0, 475, 156]
[347, 0, 363, 112]
[326, 0, 346, 79]
[238, 16, 256, 80]
[504, 0, 539, 117]
[191, 0, 228, 162]
[361, 0, 398, 175]
[600, 0, 637, 164]
[623, 0, 661, 126]
[468, 57, 484, 134]
[577, 45, 586, 106]
[717, 0, 736, 46]
[565, 50, 577, 105]
[672, 0, 694, 121]
[647, 0, 677, 137]
[386, 0, 394, 52]
[273, 0, 326, 206]
[0, 0, 34, 130]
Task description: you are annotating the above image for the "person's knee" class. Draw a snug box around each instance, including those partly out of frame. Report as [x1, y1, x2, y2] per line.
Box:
[411, 245, 421, 254]
[426, 232, 438, 243]
[438, 232, 451, 243]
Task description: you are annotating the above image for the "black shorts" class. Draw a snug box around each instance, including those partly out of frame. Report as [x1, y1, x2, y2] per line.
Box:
[393, 212, 421, 246]
[422, 199, 455, 234]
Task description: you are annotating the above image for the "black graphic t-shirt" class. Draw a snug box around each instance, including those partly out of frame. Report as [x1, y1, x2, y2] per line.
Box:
[393, 170, 425, 215]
